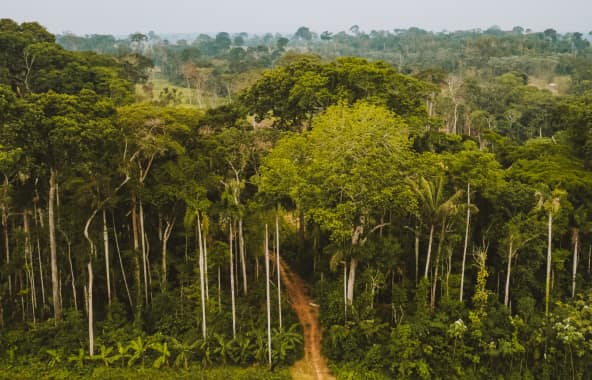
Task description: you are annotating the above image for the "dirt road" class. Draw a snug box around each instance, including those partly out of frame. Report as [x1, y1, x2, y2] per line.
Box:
[277, 258, 335, 380]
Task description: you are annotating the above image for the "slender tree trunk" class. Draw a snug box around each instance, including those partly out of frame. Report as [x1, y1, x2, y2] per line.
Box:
[87, 262, 94, 356]
[24, 211, 36, 323]
[203, 223, 209, 300]
[161, 218, 174, 291]
[343, 262, 347, 322]
[431, 221, 446, 310]
[415, 224, 420, 285]
[424, 224, 435, 279]
[65, 235, 77, 311]
[112, 214, 133, 310]
[572, 230, 578, 298]
[504, 240, 514, 307]
[460, 183, 471, 302]
[2, 198, 10, 296]
[102, 208, 111, 307]
[139, 200, 148, 305]
[33, 203, 46, 310]
[265, 224, 272, 367]
[346, 258, 357, 305]
[131, 196, 142, 316]
[197, 213, 207, 339]
[545, 213, 553, 316]
[276, 214, 282, 330]
[217, 265, 221, 313]
[49, 168, 61, 321]
[229, 223, 236, 338]
[239, 218, 247, 295]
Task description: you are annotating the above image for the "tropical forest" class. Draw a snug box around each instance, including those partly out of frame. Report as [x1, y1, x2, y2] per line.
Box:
[2, 18, 592, 379]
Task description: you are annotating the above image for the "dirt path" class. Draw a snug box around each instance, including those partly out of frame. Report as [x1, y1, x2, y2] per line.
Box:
[277, 258, 335, 380]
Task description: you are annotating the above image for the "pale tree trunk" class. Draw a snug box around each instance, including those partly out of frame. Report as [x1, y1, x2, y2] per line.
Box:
[112, 214, 133, 310]
[2, 200, 11, 296]
[203, 225, 209, 300]
[64, 234, 77, 311]
[343, 263, 347, 322]
[276, 214, 282, 330]
[139, 200, 148, 305]
[229, 223, 236, 338]
[33, 201, 46, 310]
[131, 196, 142, 314]
[346, 258, 358, 305]
[431, 221, 446, 310]
[545, 212, 553, 316]
[460, 183, 470, 302]
[424, 224, 435, 279]
[24, 211, 36, 323]
[87, 262, 94, 356]
[239, 218, 247, 295]
[265, 224, 272, 367]
[504, 240, 514, 307]
[102, 208, 111, 307]
[572, 229, 578, 298]
[49, 168, 61, 321]
[347, 224, 364, 305]
[161, 217, 174, 291]
[415, 224, 420, 285]
[197, 213, 207, 340]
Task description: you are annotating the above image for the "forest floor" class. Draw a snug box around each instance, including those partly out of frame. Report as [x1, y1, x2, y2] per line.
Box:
[278, 258, 335, 380]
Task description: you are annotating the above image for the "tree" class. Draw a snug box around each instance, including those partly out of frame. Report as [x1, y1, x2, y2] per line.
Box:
[260, 102, 415, 304]
[535, 185, 566, 316]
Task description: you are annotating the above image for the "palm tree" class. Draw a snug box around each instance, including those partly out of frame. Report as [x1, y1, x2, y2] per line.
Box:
[535, 185, 566, 316]
[409, 176, 463, 281]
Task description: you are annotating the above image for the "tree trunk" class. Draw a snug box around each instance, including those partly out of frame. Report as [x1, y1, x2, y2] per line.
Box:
[112, 214, 133, 310]
[131, 196, 142, 316]
[572, 230, 578, 298]
[265, 224, 272, 367]
[203, 222, 209, 300]
[415, 224, 420, 285]
[24, 211, 36, 323]
[239, 218, 247, 295]
[49, 168, 61, 321]
[102, 208, 111, 307]
[276, 214, 282, 330]
[504, 239, 514, 307]
[161, 218, 174, 291]
[346, 258, 357, 305]
[64, 235, 77, 311]
[139, 200, 148, 305]
[545, 212, 553, 316]
[431, 221, 446, 310]
[343, 262, 347, 322]
[2, 197, 10, 296]
[424, 224, 435, 279]
[460, 183, 470, 302]
[33, 202, 46, 311]
[87, 262, 94, 356]
[197, 213, 207, 340]
[229, 223, 236, 338]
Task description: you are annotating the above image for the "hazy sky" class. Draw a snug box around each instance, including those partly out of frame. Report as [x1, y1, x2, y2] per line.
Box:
[4, 0, 591, 36]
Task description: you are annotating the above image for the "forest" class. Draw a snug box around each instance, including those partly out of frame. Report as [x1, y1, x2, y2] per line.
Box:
[2, 18, 592, 379]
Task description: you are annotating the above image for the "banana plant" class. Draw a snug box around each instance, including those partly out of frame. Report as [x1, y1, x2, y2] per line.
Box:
[170, 337, 200, 369]
[228, 335, 254, 364]
[46, 349, 63, 368]
[68, 348, 86, 369]
[272, 323, 303, 362]
[150, 341, 171, 368]
[127, 336, 149, 368]
[212, 333, 232, 363]
[88, 345, 115, 367]
[111, 342, 130, 367]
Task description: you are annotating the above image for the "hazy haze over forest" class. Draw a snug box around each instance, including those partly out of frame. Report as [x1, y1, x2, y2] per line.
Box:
[5, 0, 592, 35]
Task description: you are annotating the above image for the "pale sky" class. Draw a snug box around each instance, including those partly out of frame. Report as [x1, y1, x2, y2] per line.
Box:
[4, 0, 591, 36]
